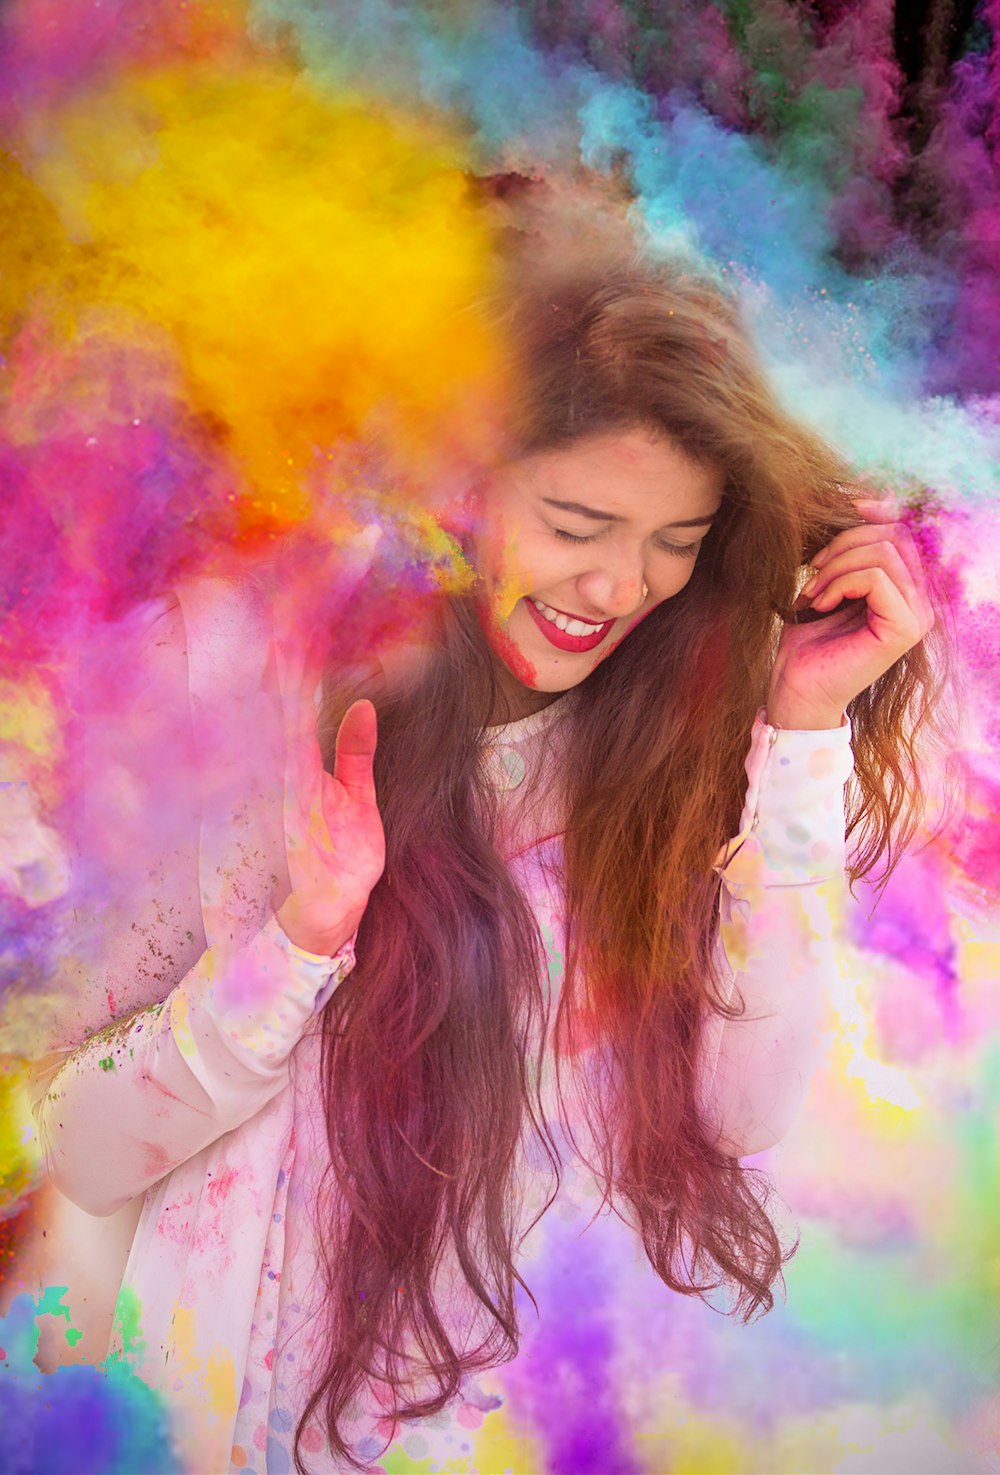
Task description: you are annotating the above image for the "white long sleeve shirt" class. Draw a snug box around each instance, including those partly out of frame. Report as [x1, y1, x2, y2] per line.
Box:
[31, 577, 854, 1474]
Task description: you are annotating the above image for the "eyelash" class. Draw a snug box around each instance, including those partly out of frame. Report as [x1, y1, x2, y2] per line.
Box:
[553, 529, 702, 557]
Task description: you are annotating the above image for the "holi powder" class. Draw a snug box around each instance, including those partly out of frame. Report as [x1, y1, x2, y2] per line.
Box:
[0, 0, 999, 1472]
[0, 1289, 180, 1474]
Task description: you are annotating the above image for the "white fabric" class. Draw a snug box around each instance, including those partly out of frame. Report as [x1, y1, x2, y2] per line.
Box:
[32, 581, 854, 1473]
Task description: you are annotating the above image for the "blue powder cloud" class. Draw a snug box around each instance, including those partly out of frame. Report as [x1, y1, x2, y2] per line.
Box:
[0, 1294, 181, 1475]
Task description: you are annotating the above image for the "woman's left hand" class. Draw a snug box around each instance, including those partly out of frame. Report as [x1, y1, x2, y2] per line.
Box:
[766, 498, 936, 730]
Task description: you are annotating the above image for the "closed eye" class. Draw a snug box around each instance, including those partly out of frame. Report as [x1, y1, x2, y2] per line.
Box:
[552, 528, 598, 545]
[553, 528, 702, 557]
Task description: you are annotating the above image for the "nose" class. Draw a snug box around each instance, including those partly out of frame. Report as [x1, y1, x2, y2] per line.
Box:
[575, 561, 648, 621]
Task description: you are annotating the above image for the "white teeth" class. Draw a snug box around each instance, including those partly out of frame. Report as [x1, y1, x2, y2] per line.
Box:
[530, 597, 603, 636]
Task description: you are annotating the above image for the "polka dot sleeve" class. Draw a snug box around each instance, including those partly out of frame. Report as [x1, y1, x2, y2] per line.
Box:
[714, 708, 854, 893]
[697, 711, 856, 1156]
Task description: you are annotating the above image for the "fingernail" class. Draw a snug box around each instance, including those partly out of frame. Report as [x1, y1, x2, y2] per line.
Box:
[801, 575, 818, 595]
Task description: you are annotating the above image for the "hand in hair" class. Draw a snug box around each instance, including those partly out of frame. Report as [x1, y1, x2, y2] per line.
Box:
[766, 497, 936, 730]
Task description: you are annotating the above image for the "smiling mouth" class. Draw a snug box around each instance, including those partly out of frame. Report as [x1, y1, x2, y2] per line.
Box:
[524, 597, 615, 652]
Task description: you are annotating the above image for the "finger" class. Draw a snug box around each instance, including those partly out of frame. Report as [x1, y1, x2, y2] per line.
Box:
[809, 566, 926, 647]
[811, 525, 935, 631]
[885, 537, 934, 634]
[274, 643, 326, 772]
[889, 519, 936, 626]
[812, 520, 926, 587]
[811, 522, 888, 569]
[283, 721, 326, 851]
[275, 647, 328, 841]
[806, 541, 919, 610]
[299, 621, 335, 709]
[272, 622, 318, 714]
[273, 608, 339, 728]
[787, 593, 867, 629]
[811, 520, 920, 569]
[333, 699, 379, 804]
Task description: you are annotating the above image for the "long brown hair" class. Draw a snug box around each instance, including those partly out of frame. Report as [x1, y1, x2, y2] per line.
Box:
[302, 219, 953, 1470]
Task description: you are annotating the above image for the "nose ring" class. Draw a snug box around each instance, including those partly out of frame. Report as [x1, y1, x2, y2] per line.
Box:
[642, 582, 649, 600]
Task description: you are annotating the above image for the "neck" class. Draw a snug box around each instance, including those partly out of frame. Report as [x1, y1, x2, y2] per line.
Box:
[424, 590, 566, 728]
[486, 658, 564, 726]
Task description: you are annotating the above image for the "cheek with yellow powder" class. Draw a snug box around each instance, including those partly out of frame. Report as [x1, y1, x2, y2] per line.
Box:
[470, 510, 546, 684]
[478, 508, 536, 628]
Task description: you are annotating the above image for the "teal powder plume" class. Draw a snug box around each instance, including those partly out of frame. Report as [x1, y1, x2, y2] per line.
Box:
[0, 1292, 180, 1474]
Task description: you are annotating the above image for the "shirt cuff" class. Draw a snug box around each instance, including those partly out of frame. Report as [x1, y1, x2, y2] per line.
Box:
[268, 913, 358, 1014]
[270, 916, 350, 968]
[187, 914, 357, 1067]
[714, 708, 854, 889]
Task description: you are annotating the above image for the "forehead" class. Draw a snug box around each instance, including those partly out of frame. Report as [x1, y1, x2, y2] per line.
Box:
[512, 427, 723, 521]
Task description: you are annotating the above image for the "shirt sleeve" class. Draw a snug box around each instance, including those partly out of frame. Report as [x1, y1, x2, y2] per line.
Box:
[695, 708, 855, 1157]
[30, 917, 355, 1218]
[29, 588, 357, 1218]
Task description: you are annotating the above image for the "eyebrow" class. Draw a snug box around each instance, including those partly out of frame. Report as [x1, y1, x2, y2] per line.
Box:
[540, 496, 717, 529]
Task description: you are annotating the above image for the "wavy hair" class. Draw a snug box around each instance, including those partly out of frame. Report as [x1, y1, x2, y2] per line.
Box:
[302, 213, 954, 1471]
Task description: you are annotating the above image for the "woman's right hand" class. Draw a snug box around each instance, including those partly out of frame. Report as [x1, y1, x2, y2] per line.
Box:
[276, 689, 386, 957]
[271, 544, 387, 957]
[281, 691, 387, 956]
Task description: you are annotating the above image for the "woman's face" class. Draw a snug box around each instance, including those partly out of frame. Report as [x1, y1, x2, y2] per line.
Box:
[473, 426, 724, 706]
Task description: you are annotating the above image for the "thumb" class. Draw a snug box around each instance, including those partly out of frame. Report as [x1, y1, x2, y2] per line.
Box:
[333, 699, 379, 803]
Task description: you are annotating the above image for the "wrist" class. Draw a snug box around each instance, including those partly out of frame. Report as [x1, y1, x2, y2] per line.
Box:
[764, 695, 846, 731]
[275, 895, 363, 959]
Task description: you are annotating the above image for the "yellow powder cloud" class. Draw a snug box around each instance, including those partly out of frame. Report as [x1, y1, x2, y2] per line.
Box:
[9, 60, 504, 524]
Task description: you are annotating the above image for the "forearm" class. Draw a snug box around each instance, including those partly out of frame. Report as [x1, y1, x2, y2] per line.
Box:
[33, 916, 354, 1217]
[697, 712, 854, 1157]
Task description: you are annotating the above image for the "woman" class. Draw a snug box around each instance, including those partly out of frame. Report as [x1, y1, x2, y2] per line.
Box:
[30, 226, 942, 1474]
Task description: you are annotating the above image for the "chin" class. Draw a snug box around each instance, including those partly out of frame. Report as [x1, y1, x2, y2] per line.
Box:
[477, 591, 652, 701]
[508, 666, 581, 695]
[499, 598, 623, 690]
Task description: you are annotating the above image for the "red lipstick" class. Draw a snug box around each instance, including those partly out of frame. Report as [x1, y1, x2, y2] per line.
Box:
[524, 598, 615, 653]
